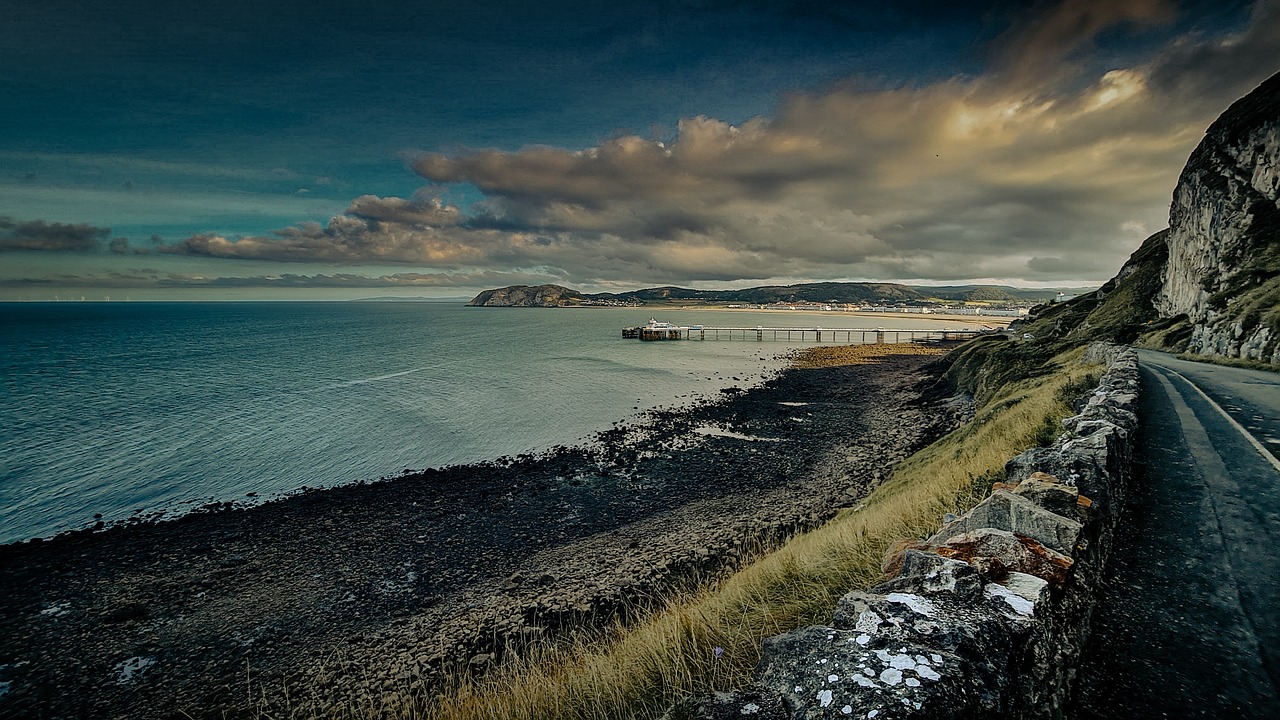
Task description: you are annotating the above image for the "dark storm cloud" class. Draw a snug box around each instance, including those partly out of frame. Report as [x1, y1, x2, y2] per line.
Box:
[0, 217, 110, 252]
[990, 0, 1177, 85]
[1146, 0, 1280, 106]
[154, 193, 481, 265]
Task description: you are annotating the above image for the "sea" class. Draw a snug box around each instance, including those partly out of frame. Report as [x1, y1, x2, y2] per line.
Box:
[0, 302, 989, 544]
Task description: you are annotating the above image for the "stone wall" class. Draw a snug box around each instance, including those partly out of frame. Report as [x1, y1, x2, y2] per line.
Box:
[671, 345, 1138, 720]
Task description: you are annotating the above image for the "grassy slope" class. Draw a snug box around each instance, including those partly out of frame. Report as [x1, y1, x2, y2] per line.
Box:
[1010, 229, 1169, 349]
[415, 345, 1100, 720]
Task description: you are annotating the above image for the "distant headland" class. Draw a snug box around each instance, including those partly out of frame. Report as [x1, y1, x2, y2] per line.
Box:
[466, 282, 1094, 313]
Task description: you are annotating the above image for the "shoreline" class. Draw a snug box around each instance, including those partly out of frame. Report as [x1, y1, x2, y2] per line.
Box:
[559, 303, 1016, 327]
[684, 306, 1015, 327]
[0, 343, 966, 719]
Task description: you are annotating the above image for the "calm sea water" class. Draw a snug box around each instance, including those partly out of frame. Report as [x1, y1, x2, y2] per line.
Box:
[0, 302, 983, 543]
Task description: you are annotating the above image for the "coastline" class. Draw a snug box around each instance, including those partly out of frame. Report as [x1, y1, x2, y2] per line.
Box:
[679, 306, 1014, 327]
[0, 342, 967, 719]
[558, 303, 1015, 327]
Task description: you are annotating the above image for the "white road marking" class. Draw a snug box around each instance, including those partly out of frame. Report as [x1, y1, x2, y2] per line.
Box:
[1154, 364, 1280, 474]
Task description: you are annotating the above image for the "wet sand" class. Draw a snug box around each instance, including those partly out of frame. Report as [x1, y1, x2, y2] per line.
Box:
[0, 343, 967, 720]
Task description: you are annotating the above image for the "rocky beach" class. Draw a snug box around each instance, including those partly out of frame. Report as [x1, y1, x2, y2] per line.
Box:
[0, 343, 968, 720]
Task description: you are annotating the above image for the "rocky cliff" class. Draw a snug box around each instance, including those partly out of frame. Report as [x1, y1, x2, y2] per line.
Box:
[466, 284, 585, 307]
[1157, 71, 1280, 365]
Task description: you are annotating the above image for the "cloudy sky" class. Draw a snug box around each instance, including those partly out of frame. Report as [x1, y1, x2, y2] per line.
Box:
[2, 0, 1277, 300]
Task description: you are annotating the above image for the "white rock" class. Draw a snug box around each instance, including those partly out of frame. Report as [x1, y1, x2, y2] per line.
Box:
[885, 592, 936, 617]
[879, 668, 903, 686]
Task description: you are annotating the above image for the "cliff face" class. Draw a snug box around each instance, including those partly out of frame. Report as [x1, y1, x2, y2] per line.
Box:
[1157, 72, 1280, 365]
[466, 284, 583, 307]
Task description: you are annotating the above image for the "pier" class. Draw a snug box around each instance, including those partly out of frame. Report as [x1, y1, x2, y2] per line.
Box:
[622, 322, 984, 343]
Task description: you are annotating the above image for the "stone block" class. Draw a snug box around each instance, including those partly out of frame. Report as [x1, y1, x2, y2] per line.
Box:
[761, 608, 1017, 719]
[925, 528, 1074, 587]
[872, 550, 985, 602]
[1005, 447, 1111, 513]
[926, 491, 1083, 555]
[1000, 572, 1050, 606]
[1012, 472, 1082, 519]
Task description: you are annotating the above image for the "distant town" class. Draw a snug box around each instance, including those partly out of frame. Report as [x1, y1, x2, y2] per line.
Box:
[573, 296, 1085, 317]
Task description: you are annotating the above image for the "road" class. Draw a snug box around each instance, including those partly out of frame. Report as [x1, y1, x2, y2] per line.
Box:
[1070, 350, 1280, 719]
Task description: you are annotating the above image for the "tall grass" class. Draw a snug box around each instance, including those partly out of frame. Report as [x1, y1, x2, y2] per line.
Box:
[408, 345, 1099, 720]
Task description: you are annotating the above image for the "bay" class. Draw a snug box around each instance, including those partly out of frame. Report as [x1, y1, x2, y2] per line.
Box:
[0, 301, 986, 543]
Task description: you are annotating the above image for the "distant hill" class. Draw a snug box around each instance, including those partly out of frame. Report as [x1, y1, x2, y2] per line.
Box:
[466, 285, 586, 307]
[466, 282, 1088, 308]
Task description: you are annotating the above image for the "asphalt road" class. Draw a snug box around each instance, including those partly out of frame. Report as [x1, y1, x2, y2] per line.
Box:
[1070, 350, 1280, 719]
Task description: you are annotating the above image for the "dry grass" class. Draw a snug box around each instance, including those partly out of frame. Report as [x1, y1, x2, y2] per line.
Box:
[408, 345, 1099, 720]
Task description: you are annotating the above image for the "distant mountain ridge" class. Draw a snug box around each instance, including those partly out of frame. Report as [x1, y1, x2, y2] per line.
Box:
[466, 282, 1092, 307]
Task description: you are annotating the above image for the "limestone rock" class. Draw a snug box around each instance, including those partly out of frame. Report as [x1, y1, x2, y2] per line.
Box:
[1011, 472, 1082, 519]
[1156, 72, 1280, 366]
[926, 491, 1082, 555]
[926, 528, 1074, 587]
[872, 550, 985, 601]
[1006, 446, 1110, 514]
[999, 572, 1050, 607]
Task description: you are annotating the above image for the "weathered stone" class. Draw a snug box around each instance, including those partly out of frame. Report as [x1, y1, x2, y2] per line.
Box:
[1006, 446, 1112, 514]
[925, 528, 1074, 587]
[926, 491, 1083, 555]
[668, 346, 1141, 720]
[1156, 73, 1280, 366]
[999, 572, 1050, 607]
[1011, 472, 1081, 519]
[872, 550, 985, 602]
[751, 621, 1006, 720]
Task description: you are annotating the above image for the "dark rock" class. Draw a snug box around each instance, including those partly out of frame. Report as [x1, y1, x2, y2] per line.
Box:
[665, 688, 788, 719]
[102, 602, 150, 624]
[1011, 472, 1082, 519]
[872, 550, 984, 602]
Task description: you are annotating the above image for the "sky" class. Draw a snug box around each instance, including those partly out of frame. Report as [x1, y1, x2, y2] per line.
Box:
[1, 0, 1278, 300]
